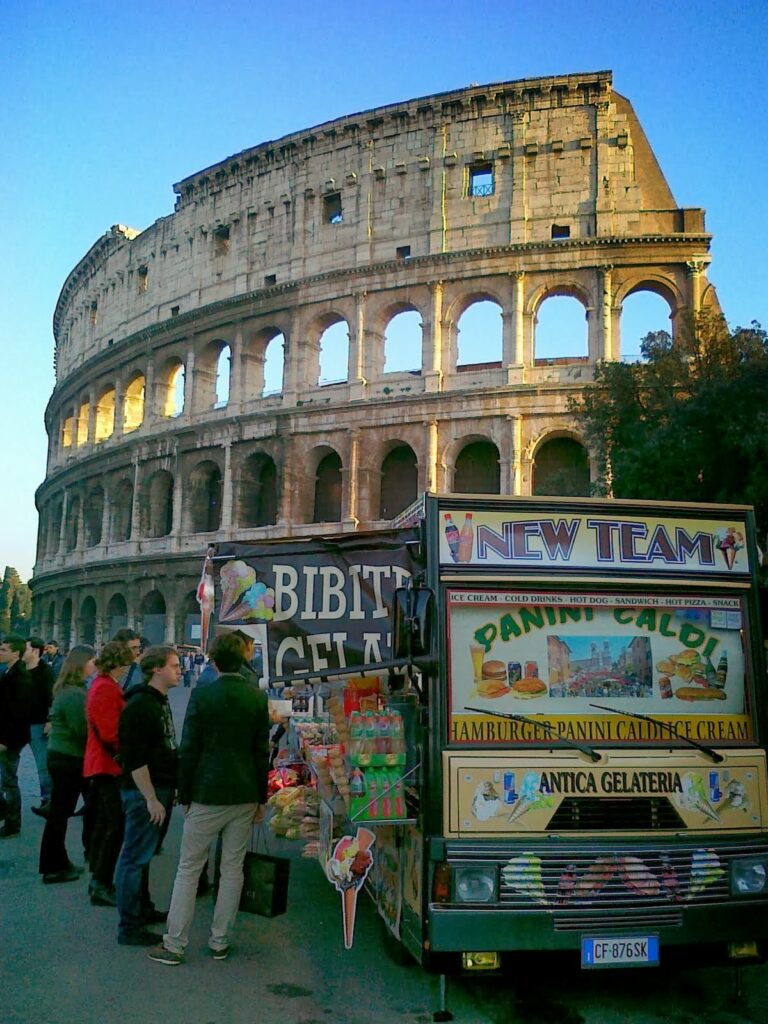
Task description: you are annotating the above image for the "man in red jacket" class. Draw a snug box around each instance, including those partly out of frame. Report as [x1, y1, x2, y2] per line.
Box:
[84, 641, 134, 906]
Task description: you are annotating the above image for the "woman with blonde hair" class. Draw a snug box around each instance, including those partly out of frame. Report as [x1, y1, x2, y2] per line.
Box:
[38, 645, 96, 883]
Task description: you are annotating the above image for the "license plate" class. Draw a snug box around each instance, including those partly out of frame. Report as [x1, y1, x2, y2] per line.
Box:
[581, 935, 659, 969]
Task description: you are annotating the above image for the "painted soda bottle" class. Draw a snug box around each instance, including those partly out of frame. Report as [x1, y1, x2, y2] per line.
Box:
[715, 652, 728, 688]
[458, 513, 474, 563]
[444, 513, 460, 561]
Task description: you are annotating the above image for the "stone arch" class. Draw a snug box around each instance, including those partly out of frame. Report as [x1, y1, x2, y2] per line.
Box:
[379, 443, 418, 519]
[188, 459, 223, 533]
[123, 372, 145, 433]
[111, 478, 134, 542]
[139, 589, 166, 645]
[106, 592, 128, 638]
[452, 437, 501, 494]
[197, 339, 232, 410]
[455, 297, 503, 367]
[239, 451, 278, 527]
[143, 469, 174, 538]
[94, 386, 116, 442]
[532, 284, 590, 361]
[311, 446, 343, 523]
[60, 409, 75, 451]
[243, 325, 288, 399]
[617, 277, 680, 357]
[160, 356, 185, 418]
[383, 307, 423, 374]
[316, 317, 350, 386]
[84, 485, 104, 547]
[48, 499, 63, 556]
[79, 595, 97, 645]
[66, 494, 81, 550]
[531, 432, 591, 497]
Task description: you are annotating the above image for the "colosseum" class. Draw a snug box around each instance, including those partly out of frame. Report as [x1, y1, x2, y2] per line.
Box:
[31, 69, 719, 646]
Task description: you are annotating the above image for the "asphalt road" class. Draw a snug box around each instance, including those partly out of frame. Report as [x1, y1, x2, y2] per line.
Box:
[2, 685, 768, 1024]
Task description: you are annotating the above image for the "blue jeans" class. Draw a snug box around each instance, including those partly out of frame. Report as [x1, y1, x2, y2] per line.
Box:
[29, 724, 52, 801]
[0, 748, 22, 830]
[115, 787, 173, 938]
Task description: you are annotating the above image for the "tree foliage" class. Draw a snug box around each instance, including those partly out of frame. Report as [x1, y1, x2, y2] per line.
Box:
[571, 313, 768, 543]
[0, 566, 31, 635]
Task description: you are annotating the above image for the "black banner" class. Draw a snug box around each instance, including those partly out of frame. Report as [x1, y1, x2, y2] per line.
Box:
[214, 529, 419, 679]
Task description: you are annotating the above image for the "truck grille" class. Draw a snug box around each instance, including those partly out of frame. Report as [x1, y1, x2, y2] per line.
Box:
[547, 797, 686, 831]
[447, 840, 768, 911]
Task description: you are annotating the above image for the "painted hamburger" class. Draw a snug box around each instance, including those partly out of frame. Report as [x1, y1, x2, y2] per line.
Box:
[510, 676, 548, 699]
[476, 660, 510, 698]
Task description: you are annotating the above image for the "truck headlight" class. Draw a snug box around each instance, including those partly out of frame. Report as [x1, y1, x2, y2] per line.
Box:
[731, 857, 768, 896]
[454, 864, 498, 904]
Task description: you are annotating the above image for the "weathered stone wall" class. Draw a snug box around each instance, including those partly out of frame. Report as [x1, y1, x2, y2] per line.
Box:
[32, 70, 718, 645]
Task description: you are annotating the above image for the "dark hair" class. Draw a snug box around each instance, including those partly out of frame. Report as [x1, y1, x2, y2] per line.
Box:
[47, 639, 59, 648]
[210, 633, 246, 673]
[53, 645, 96, 697]
[95, 640, 135, 674]
[2, 635, 26, 657]
[26, 636, 46, 654]
[111, 627, 140, 644]
[140, 645, 177, 680]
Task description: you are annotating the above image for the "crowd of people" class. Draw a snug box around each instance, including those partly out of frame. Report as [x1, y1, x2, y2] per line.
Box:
[0, 628, 270, 963]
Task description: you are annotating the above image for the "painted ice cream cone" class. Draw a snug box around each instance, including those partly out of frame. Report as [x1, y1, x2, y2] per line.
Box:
[342, 887, 358, 949]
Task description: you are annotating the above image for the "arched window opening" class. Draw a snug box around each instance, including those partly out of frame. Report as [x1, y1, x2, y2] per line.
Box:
[318, 321, 349, 386]
[61, 414, 74, 450]
[106, 593, 128, 638]
[180, 590, 201, 646]
[123, 375, 145, 433]
[383, 310, 422, 374]
[240, 453, 278, 527]
[146, 470, 174, 538]
[263, 334, 285, 396]
[48, 502, 63, 556]
[454, 441, 500, 494]
[84, 487, 104, 547]
[94, 389, 116, 442]
[313, 452, 342, 523]
[80, 597, 97, 646]
[163, 361, 185, 418]
[140, 590, 166, 645]
[111, 479, 134, 542]
[534, 295, 588, 360]
[60, 599, 72, 648]
[379, 445, 418, 519]
[214, 345, 231, 408]
[189, 461, 223, 533]
[76, 401, 89, 446]
[66, 496, 81, 550]
[620, 290, 673, 362]
[456, 300, 503, 367]
[533, 438, 591, 497]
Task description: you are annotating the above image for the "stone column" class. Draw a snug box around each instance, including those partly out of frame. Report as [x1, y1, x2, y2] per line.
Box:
[171, 451, 184, 538]
[144, 360, 156, 424]
[426, 420, 439, 493]
[86, 389, 96, 447]
[511, 415, 524, 496]
[57, 491, 68, 557]
[348, 293, 368, 400]
[230, 326, 245, 413]
[597, 266, 614, 362]
[221, 442, 234, 529]
[687, 259, 705, 315]
[342, 430, 360, 529]
[100, 484, 111, 546]
[113, 378, 124, 435]
[424, 282, 443, 392]
[130, 455, 142, 539]
[184, 347, 197, 417]
[164, 604, 177, 644]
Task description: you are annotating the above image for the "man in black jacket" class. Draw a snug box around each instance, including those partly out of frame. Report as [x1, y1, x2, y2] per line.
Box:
[0, 636, 32, 838]
[23, 637, 55, 815]
[148, 633, 269, 965]
[115, 646, 180, 946]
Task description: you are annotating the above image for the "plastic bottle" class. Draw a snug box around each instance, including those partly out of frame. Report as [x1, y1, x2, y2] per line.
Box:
[380, 769, 392, 819]
[362, 711, 377, 764]
[392, 773, 406, 819]
[444, 513, 460, 562]
[366, 770, 379, 819]
[348, 711, 364, 762]
[349, 768, 366, 818]
[389, 709, 405, 759]
[458, 513, 474, 563]
[376, 711, 390, 756]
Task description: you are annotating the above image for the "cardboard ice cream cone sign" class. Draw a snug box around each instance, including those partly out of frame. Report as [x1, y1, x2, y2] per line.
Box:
[326, 827, 376, 949]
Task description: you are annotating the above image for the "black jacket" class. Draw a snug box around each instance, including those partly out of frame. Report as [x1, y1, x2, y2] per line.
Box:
[28, 661, 55, 724]
[177, 672, 269, 806]
[0, 660, 32, 752]
[118, 684, 178, 790]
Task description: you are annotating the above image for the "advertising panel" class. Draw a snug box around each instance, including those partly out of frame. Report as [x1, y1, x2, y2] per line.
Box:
[448, 591, 752, 745]
[439, 508, 751, 576]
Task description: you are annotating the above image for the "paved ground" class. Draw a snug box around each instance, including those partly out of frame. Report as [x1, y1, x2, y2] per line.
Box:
[2, 685, 768, 1024]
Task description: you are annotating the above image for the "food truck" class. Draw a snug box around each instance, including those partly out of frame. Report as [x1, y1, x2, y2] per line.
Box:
[209, 494, 768, 979]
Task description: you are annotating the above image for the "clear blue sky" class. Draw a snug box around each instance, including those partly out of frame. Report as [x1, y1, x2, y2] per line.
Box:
[2, 0, 766, 583]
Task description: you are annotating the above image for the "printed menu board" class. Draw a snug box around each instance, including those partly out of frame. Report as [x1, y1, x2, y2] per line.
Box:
[447, 590, 752, 745]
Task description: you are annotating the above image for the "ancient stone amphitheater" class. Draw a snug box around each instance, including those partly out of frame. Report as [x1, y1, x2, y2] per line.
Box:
[31, 70, 718, 646]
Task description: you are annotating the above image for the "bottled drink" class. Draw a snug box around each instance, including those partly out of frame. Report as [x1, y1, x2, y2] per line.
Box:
[458, 513, 474, 563]
[376, 712, 390, 756]
[715, 653, 728, 688]
[444, 513, 460, 562]
[363, 711, 377, 760]
[389, 710, 405, 757]
[348, 711, 364, 761]
[392, 774, 406, 819]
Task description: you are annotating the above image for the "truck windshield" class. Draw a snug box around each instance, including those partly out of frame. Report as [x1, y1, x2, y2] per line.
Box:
[447, 589, 752, 748]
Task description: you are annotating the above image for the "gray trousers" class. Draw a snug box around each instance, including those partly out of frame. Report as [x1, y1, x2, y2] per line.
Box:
[163, 802, 256, 954]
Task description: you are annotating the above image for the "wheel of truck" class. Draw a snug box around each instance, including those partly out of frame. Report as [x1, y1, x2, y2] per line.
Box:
[379, 916, 415, 966]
